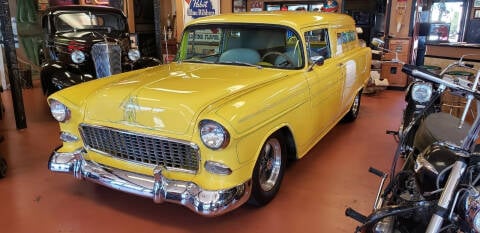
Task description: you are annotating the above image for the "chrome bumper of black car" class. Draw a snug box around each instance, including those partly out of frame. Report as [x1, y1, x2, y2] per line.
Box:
[48, 148, 251, 216]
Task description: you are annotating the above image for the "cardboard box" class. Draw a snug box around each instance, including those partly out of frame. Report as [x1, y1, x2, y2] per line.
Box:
[381, 63, 407, 87]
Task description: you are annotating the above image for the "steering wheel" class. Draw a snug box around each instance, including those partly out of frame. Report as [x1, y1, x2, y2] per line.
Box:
[261, 51, 294, 67]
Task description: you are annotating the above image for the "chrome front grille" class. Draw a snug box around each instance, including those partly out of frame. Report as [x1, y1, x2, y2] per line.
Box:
[80, 124, 199, 173]
[91, 42, 122, 78]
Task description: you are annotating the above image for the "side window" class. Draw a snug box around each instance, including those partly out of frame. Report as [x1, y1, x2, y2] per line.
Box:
[336, 30, 357, 55]
[304, 29, 330, 61]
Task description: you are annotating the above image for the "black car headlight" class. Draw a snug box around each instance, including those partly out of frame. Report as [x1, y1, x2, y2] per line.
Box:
[128, 49, 141, 61]
[70, 50, 85, 64]
[199, 120, 229, 150]
[49, 99, 71, 123]
[411, 82, 433, 103]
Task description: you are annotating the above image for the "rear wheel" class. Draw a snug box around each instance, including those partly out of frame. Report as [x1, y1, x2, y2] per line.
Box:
[248, 132, 286, 206]
[342, 91, 362, 122]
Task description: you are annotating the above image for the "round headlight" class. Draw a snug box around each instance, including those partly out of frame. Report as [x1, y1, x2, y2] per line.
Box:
[128, 49, 141, 61]
[49, 99, 70, 123]
[199, 120, 229, 150]
[465, 192, 480, 232]
[411, 82, 433, 103]
[70, 50, 85, 64]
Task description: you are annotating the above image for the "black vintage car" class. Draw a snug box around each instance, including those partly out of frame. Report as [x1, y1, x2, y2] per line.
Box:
[40, 5, 161, 96]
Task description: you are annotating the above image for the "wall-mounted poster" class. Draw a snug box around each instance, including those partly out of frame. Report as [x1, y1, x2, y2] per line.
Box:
[233, 0, 246, 12]
[183, 0, 220, 24]
[475, 0, 480, 8]
[49, 0, 75, 6]
[250, 1, 263, 11]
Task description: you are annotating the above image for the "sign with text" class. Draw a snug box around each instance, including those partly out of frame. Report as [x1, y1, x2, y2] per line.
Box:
[183, 0, 220, 24]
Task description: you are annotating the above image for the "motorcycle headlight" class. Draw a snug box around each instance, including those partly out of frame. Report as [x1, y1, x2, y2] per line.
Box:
[199, 120, 229, 150]
[49, 99, 71, 123]
[465, 191, 480, 232]
[70, 50, 85, 64]
[128, 49, 141, 61]
[411, 82, 433, 103]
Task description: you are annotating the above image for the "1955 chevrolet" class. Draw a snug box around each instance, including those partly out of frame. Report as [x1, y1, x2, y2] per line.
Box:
[47, 11, 371, 216]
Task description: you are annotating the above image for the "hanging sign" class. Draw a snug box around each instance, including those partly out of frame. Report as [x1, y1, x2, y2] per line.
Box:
[183, 0, 220, 24]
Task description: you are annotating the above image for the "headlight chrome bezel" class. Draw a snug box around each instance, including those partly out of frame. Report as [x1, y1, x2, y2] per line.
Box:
[49, 99, 71, 123]
[411, 82, 433, 104]
[70, 50, 85, 64]
[128, 49, 141, 61]
[199, 120, 230, 150]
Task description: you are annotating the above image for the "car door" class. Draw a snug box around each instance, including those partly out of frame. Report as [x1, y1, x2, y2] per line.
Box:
[333, 28, 363, 115]
[303, 28, 344, 141]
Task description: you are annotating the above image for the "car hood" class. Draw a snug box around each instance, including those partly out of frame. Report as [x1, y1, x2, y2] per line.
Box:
[55, 31, 125, 46]
[82, 63, 288, 135]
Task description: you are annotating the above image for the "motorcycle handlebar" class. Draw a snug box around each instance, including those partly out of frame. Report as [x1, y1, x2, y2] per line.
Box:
[402, 64, 479, 98]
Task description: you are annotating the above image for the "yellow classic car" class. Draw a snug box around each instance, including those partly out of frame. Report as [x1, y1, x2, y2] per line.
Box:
[48, 11, 371, 216]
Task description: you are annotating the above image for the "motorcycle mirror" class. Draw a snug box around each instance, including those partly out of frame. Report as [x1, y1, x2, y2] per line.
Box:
[371, 38, 385, 49]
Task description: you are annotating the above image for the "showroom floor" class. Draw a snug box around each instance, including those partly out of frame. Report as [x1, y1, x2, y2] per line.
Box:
[0, 80, 405, 233]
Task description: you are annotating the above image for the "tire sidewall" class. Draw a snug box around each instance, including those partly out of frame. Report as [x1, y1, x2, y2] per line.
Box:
[249, 132, 287, 206]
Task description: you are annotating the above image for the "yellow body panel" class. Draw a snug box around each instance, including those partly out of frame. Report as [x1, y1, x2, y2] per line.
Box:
[49, 12, 371, 191]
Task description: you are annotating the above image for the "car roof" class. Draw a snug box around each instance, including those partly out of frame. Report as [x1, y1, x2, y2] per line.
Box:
[185, 11, 355, 29]
[44, 5, 126, 17]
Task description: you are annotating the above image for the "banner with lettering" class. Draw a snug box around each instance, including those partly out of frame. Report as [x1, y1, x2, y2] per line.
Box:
[183, 0, 220, 24]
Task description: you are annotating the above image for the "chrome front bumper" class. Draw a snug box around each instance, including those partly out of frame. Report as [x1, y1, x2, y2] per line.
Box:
[48, 148, 251, 216]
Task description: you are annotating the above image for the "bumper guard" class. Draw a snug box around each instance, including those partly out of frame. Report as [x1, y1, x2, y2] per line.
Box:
[48, 148, 251, 216]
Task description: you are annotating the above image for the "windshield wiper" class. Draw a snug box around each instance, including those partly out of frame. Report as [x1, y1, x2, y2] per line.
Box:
[218, 61, 262, 69]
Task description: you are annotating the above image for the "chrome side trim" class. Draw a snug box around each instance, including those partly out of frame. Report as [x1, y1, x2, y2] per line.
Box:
[48, 149, 251, 217]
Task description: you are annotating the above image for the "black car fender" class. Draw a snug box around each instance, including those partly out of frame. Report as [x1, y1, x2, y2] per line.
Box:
[131, 57, 162, 71]
[40, 62, 95, 96]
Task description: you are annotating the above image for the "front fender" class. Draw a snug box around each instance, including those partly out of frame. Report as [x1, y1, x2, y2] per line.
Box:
[40, 62, 95, 96]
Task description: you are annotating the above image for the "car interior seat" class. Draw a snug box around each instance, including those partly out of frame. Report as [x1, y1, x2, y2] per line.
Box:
[219, 48, 261, 64]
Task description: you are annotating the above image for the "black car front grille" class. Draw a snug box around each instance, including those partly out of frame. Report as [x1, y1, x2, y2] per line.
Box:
[80, 124, 199, 172]
[91, 42, 122, 78]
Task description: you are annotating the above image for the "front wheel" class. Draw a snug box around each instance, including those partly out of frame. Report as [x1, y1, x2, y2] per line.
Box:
[248, 132, 287, 206]
[342, 91, 362, 122]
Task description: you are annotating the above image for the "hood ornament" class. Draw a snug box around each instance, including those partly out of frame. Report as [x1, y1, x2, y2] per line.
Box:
[122, 96, 139, 125]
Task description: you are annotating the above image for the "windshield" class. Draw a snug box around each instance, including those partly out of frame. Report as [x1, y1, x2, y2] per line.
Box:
[54, 11, 125, 32]
[177, 25, 304, 69]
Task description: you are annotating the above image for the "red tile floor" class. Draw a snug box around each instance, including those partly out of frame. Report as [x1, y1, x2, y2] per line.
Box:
[0, 80, 406, 233]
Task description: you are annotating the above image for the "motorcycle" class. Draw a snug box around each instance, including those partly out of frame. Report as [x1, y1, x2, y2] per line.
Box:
[346, 52, 480, 232]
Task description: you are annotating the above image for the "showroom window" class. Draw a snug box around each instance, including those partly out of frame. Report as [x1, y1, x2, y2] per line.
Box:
[428, 0, 465, 42]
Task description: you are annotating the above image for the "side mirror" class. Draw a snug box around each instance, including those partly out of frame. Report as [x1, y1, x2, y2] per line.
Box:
[308, 56, 325, 71]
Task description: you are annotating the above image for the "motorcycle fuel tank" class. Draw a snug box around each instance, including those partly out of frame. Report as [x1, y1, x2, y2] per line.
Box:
[414, 144, 458, 194]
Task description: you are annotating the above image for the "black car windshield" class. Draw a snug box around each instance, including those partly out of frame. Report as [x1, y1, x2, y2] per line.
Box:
[177, 25, 304, 69]
[54, 11, 125, 32]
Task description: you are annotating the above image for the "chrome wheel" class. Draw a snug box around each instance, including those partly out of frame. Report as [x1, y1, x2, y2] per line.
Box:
[342, 91, 362, 122]
[258, 138, 282, 192]
[249, 132, 286, 206]
[351, 93, 360, 117]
